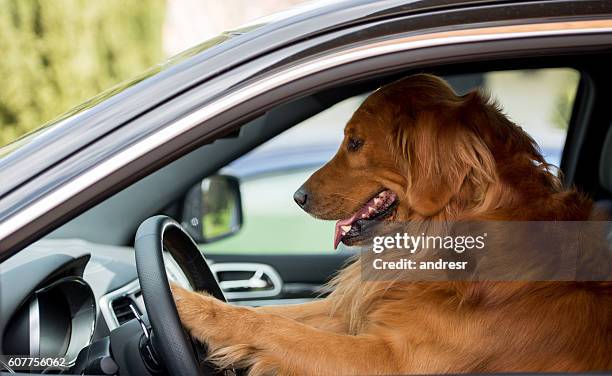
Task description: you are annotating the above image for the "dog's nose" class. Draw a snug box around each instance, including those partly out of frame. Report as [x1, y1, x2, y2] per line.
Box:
[293, 186, 309, 208]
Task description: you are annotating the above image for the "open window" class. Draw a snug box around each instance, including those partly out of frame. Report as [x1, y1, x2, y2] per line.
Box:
[200, 68, 581, 255]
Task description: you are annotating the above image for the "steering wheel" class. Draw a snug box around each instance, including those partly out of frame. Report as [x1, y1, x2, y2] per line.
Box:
[134, 215, 226, 376]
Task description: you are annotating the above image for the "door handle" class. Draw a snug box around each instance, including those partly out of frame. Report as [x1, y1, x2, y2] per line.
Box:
[210, 263, 283, 300]
[218, 269, 268, 290]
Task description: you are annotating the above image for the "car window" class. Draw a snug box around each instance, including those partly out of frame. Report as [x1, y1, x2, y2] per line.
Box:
[204, 168, 333, 253]
[204, 68, 580, 254]
[204, 97, 363, 254]
[482, 68, 579, 167]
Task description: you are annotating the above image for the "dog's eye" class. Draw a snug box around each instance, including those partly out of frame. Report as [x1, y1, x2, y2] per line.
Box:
[347, 137, 364, 152]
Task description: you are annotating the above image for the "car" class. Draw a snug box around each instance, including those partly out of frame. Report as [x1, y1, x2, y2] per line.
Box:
[0, 0, 611, 375]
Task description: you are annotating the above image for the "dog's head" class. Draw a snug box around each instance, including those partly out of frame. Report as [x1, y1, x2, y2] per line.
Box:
[295, 74, 552, 248]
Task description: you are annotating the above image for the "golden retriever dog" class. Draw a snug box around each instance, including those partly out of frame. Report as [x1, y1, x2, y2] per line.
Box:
[172, 74, 612, 375]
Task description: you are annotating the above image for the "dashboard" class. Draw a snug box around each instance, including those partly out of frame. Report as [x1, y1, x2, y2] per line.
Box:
[0, 238, 292, 375]
[0, 239, 138, 374]
[3, 276, 96, 371]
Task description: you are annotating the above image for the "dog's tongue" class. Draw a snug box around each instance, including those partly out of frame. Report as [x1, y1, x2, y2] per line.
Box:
[334, 215, 358, 250]
[332, 190, 396, 250]
[333, 195, 379, 249]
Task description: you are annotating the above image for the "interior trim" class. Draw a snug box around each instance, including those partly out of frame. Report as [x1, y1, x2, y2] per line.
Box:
[561, 71, 597, 185]
[1, 19, 612, 249]
[28, 298, 39, 357]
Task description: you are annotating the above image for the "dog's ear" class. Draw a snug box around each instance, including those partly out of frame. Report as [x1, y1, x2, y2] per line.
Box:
[393, 102, 496, 217]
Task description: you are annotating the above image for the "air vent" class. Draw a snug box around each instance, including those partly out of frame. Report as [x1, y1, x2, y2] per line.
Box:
[111, 296, 139, 325]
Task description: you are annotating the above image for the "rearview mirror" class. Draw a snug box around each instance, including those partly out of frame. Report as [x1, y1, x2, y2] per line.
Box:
[181, 175, 243, 243]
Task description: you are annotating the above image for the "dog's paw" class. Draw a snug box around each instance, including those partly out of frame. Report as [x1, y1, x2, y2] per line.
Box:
[210, 345, 280, 376]
[170, 283, 218, 336]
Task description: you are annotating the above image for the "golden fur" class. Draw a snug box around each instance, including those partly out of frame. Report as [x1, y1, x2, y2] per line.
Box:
[172, 74, 612, 375]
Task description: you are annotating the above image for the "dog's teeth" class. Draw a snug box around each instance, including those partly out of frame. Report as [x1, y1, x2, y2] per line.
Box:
[374, 198, 381, 205]
[362, 214, 367, 218]
[341, 225, 352, 232]
[341, 231, 346, 236]
[368, 207, 375, 213]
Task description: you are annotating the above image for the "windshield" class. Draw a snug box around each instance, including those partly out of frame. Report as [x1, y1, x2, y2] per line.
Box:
[0, 1, 346, 156]
[0, 33, 241, 159]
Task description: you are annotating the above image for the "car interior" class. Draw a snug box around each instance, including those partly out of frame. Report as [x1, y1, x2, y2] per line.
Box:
[1, 48, 612, 374]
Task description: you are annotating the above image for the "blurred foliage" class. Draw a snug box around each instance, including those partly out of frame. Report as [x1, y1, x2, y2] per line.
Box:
[0, 0, 165, 146]
[551, 84, 578, 130]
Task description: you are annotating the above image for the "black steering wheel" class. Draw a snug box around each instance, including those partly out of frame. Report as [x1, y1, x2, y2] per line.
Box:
[134, 215, 226, 376]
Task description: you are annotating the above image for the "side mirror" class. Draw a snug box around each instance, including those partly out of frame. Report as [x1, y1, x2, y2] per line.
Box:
[181, 175, 243, 243]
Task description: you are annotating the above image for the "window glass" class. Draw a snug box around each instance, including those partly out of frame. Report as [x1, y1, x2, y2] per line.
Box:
[205, 97, 362, 254]
[482, 69, 579, 166]
[205, 68, 580, 254]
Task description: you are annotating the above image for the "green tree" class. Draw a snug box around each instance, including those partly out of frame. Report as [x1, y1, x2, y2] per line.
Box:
[0, 0, 164, 146]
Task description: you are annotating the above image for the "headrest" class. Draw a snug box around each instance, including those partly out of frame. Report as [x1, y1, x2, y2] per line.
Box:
[600, 124, 612, 193]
